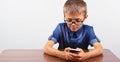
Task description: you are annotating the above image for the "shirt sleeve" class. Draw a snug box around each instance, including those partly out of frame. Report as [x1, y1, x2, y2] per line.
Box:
[88, 27, 100, 46]
[48, 24, 61, 44]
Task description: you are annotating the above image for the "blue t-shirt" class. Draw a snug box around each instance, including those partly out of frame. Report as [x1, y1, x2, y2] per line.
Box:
[48, 23, 100, 50]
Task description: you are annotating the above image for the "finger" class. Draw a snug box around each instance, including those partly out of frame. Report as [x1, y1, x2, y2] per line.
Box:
[65, 47, 71, 52]
[67, 53, 74, 60]
[76, 48, 80, 49]
[73, 58, 82, 61]
[69, 53, 80, 58]
[65, 52, 69, 60]
[68, 55, 73, 60]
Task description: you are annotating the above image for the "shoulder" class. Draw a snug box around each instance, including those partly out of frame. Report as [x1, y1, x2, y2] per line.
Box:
[82, 24, 93, 30]
[58, 23, 66, 26]
[56, 23, 67, 29]
[54, 23, 67, 31]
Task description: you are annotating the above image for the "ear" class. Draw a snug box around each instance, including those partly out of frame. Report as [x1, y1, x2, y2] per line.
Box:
[85, 14, 88, 18]
[83, 14, 88, 21]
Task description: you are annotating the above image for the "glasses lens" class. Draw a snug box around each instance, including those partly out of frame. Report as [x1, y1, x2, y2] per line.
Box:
[67, 19, 72, 22]
[66, 18, 83, 24]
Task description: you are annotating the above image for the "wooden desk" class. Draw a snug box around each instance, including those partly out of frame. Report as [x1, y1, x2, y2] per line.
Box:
[0, 49, 119, 62]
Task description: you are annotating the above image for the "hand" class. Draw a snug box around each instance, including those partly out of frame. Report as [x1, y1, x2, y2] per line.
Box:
[64, 47, 80, 61]
[69, 48, 88, 61]
[64, 47, 73, 60]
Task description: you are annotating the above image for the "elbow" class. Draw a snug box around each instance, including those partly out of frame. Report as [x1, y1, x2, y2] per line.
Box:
[95, 46, 103, 55]
[43, 44, 52, 55]
[99, 47, 103, 55]
[101, 48, 104, 54]
[100, 49, 103, 55]
[43, 48, 46, 54]
[43, 46, 48, 54]
[43, 40, 55, 55]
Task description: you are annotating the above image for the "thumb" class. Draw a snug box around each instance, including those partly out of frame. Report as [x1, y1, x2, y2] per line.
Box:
[64, 47, 71, 52]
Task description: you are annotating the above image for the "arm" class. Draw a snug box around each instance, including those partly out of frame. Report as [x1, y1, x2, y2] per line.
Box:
[69, 42, 103, 61]
[81, 42, 103, 60]
[85, 42, 103, 58]
[81, 27, 103, 59]
[85, 27, 103, 58]
[44, 40, 67, 60]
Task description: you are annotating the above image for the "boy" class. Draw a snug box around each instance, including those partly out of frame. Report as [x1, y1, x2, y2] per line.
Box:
[44, 0, 103, 61]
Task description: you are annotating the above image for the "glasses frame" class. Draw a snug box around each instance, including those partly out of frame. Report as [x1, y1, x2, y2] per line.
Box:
[65, 18, 84, 25]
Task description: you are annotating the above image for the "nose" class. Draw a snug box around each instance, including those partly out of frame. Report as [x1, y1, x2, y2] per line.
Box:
[72, 22, 76, 25]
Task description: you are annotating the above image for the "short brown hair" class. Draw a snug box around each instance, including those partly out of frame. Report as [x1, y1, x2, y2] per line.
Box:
[64, 0, 87, 16]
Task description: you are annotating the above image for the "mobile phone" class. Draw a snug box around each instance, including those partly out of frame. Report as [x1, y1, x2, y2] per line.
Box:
[70, 49, 80, 53]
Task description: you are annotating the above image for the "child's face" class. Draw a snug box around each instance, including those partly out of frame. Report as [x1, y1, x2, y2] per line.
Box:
[65, 13, 86, 32]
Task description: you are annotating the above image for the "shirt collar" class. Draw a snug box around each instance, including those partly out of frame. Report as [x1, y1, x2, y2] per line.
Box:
[66, 24, 84, 34]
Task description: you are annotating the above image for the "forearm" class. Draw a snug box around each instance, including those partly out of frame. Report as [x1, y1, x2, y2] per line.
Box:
[44, 41, 66, 60]
[85, 46, 103, 59]
[44, 46, 66, 60]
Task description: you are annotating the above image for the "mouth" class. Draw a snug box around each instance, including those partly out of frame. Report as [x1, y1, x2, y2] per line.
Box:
[71, 26, 77, 31]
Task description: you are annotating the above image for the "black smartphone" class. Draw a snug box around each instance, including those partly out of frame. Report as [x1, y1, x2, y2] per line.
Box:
[70, 49, 80, 53]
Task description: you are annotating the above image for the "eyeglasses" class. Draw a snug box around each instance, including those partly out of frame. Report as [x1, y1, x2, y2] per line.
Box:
[65, 18, 84, 24]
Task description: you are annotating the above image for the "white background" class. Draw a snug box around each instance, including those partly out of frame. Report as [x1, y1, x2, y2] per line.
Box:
[0, 0, 120, 59]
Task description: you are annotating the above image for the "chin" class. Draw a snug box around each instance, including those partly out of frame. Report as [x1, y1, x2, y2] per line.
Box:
[71, 29, 77, 32]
